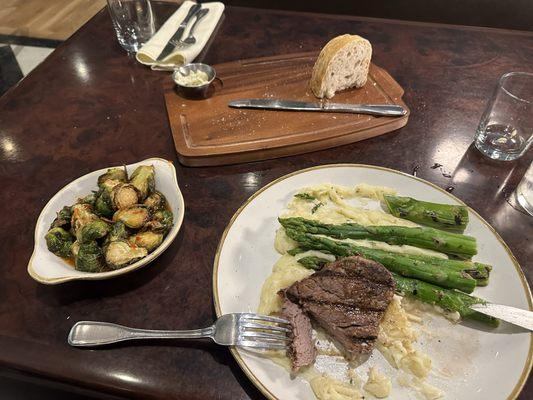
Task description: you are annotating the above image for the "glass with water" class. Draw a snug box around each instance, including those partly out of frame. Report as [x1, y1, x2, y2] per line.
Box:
[515, 163, 533, 216]
[107, 0, 155, 53]
[474, 72, 533, 161]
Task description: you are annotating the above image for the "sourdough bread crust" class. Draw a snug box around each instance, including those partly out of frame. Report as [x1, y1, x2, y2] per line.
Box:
[310, 34, 372, 99]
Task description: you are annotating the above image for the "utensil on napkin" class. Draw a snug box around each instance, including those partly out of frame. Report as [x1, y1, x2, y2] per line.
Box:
[470, 303, 533, 331]
[136, 0, 224, 69]
[229, 99, 407, 116]
[68, 313, 290, 349]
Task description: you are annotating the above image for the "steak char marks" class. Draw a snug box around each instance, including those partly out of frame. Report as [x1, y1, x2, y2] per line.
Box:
[286, 256, 395, 358]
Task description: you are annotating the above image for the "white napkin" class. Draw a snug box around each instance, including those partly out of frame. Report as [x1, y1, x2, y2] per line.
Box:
[136, 1, 224, 68]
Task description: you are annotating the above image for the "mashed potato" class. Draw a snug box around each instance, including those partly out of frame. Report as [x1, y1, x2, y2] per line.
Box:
[310, 376, 364, 400]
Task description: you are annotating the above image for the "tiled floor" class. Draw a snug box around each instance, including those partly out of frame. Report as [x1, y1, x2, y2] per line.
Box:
[0, 35, 57, 96]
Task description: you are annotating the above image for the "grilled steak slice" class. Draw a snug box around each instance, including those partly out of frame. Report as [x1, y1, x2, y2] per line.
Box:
[286, 256, 395, 358]
[280, 294, 316, 371]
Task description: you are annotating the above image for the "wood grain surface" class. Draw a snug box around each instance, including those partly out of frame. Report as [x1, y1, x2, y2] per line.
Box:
[165, 53, 409, 166]
[0, 2, 532, 399]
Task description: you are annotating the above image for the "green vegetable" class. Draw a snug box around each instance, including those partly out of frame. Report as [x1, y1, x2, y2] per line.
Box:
[80, 220, 109, 243]
[297, 256, 328, 270]
[113, 206, 150, 229]
[311, 203, 324, 214]
[94, 188, 114, 218]
[50, 205, 72, 230]
[294, 193, 316, 201]
[45, 227, 75, 258]
[284, 228, 477, 293]
[104, 240, 147, 269]
[75, 241, 105, 272]
[107, 221, 129, 242]
[143, 191, 167, 212]
[97, 167, 127, 188]
[128, 231, 163, 252]
[111, 183, 139, 210]
[78, 193, 96, 207]
[393, 273, 498, 327]
[384, 195, 469, 233]
[146, 210, 173, 234]
[129, 165, 155, 201]
[279, 217, 477, 259]
[71, 203, 99, 241]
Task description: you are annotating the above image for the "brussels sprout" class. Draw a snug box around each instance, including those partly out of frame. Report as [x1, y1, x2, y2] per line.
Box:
[129, 165, 155, 201]
[71, 241, 80, 258]
[111, 183, 139, 210]
[78, 193, 96, 206]
[153, 210, 173, 234]
[128, 231, 163, 252]
[80, 220, 109, 243]
[75, 241, 105, 272]
[45, 227, 75, 258]
[143, 191, 166, 212]
[108, 221, 129, 242]
[105, 240, 147, 269]
[50, 205, 73, 229]
[94, 188, 114, 218]
[113, 206, 150, 229]
[71, 203, 99, 240]
[97, 167, 127, 188]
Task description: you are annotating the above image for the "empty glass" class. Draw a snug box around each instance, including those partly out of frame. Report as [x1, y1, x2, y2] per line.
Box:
[515, 162, 533, 216]
[107, 0, 155, 53]
[474, 72, 533, 161]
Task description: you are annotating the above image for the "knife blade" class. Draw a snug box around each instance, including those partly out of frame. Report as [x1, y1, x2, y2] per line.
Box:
[156, 3, 202, 62]
[228, 99, 407, 117]
[470, 303, 533, 331]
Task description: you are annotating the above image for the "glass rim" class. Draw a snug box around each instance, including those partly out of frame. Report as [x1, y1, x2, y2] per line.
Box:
[498, 71, 533, 104]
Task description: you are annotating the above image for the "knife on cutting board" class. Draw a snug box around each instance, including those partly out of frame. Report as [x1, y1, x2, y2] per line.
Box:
[470, 303, 533, 331]
[228, 99, 407, 117]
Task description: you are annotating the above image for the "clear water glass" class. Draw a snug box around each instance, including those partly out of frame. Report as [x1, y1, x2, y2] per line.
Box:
[474, 72, 533, 161]
[515, 162, 533, 216]
[107, 0, 155, 53]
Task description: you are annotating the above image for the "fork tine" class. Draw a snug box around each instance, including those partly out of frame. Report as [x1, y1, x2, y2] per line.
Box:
[238, 340, 287, 350]
[240, 321, 291, 333]
[242, 331, 290, 341]
[240, 313, 290, 325]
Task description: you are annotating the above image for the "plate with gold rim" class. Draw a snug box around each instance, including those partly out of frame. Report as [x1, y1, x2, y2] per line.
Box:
[213, 164, 532, 400]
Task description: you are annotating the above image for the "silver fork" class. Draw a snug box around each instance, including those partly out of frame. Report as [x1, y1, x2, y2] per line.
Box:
[176, 8, 209, 48]
[68, 313, 290, 350]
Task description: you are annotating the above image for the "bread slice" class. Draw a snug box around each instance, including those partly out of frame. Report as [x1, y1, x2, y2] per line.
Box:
[310, 34, 372, 99]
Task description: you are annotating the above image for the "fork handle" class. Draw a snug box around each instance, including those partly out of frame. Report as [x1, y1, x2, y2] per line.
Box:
[68, 321, 215, 347]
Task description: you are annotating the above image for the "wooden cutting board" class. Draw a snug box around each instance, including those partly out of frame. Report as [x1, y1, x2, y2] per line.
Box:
[164, 52, 409, 166]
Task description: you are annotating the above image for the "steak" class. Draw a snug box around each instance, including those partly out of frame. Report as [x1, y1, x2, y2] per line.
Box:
[286, 256, 395, 358]
[280, 294, 316, 371]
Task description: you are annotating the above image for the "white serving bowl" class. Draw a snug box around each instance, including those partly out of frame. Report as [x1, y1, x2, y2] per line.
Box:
[28, 158, 185, 284]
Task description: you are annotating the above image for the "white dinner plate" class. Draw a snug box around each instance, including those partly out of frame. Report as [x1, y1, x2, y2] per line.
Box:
[28, 157, 185, 284]
[214, 164, 532, 400]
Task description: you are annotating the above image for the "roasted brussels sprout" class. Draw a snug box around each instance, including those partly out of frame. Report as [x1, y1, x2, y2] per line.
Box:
[153, 210, 173, 234]
[143, 191, 166, 212]
[107, 221, 129, 242]
[80, 220, 109, 243]
[100, 178, 122, 193]
[97, 167, 127, 188]
[94, 188, 114, 218]
[71, 203, 99, 240]
[50, 205, 72, 229]
[45, 227, 75, 258]
[129, 165, 155, 201]
[111, 183, 139, 210]
[70, 241, 80, 258]
[105, 240, 147, 269]
[128, 231, 163, 252]
[75, 241, 105, 272]
[113, 206, 150, 229]
[78, 193, 96, 206]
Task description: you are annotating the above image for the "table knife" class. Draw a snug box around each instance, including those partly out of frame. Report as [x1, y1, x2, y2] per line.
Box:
[228, 99, 407, 117]
[156, 3, 202, 61]
[470, 303, 533, 331]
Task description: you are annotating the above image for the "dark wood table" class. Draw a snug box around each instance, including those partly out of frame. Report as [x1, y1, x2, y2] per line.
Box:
[1, 2, 532, 399]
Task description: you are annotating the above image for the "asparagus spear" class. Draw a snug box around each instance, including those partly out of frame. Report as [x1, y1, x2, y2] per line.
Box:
[384, 195, 469, 233]
[287, 253, 497, 326]
[392, 273, 498, 327]
[284, 228, 477, 293]
[279, 217, 477, 259]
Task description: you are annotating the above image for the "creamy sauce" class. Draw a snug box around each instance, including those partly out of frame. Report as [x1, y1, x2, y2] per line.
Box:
[175, 70, 210, 87]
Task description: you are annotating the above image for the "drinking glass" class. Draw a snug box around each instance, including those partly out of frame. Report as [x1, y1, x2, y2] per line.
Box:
[515, 162, 533, 216]
[107, 0, 155, 53]
[474, 72, 533, 161]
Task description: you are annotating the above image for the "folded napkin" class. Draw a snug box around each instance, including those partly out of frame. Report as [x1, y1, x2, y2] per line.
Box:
[136, 1, 224, 68]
